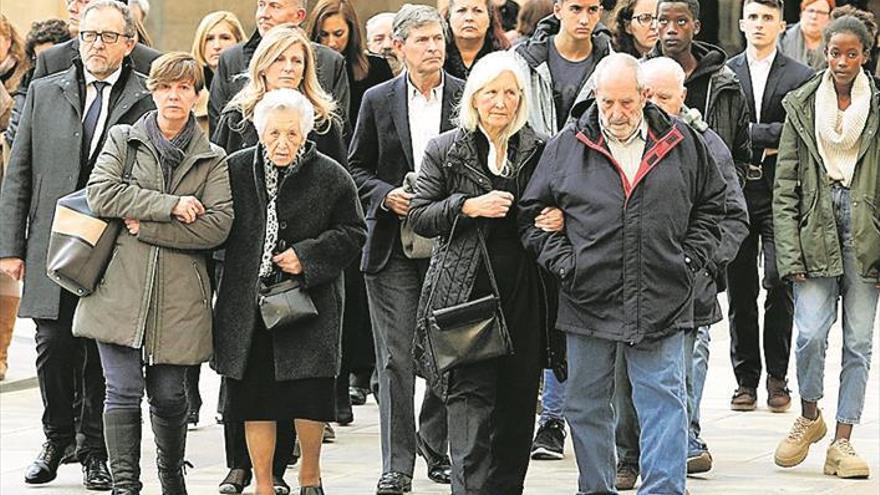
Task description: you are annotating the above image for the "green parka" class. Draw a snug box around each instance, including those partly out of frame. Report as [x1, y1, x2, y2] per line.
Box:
[773, 71, 880, 283]
[72, 117, 233, 365]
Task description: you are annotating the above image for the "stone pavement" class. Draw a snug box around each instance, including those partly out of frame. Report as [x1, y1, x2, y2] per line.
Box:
[1, 305, 877, 495]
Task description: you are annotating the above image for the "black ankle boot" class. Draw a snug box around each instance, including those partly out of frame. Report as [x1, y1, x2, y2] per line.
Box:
[150, 412, 188, 495]
[103, 410, 143, 495]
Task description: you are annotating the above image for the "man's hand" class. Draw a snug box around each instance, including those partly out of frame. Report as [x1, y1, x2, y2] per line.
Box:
[535, 207, 564, 232]
[462, 191, 514, 218]
[172, 196, 205, 224]
[0, 257, 25, 281]
[124, 218, 141, 235]
[792, 273, 807, 283]
[273, 248, 303, 275]
[384, 187, 413, 216]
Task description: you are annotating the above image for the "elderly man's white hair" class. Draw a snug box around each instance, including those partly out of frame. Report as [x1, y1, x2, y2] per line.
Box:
[590, 53, 648, 93]
[366, 12, 395, 37]
[254, 88, 316, 137]
[457, 52, 529, 140]
[640, 57, 686, 89]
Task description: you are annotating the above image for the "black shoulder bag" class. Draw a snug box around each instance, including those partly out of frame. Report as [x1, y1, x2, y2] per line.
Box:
[257, 240, 319, 330]
[424, 216, 514, 373]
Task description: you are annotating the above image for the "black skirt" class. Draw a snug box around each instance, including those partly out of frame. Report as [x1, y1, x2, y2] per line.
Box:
[223, 317, 335, 422]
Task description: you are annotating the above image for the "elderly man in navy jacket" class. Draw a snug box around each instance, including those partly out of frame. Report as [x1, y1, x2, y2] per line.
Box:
[519, 53, 727, 494]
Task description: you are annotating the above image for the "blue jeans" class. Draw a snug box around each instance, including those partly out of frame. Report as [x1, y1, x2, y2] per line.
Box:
[540, 369, 565, 423]
[96, 342, 187, 418]
[566, 332, 687, 495]
[793, 186, 878, 425]
[689, 326, 711, 442]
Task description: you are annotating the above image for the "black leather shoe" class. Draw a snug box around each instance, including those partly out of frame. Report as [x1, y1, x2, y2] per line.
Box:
[273, 474, 291, 495]
[82, 456, 112, 491]
[376, 472, 412, 495]
[60, 443, 78, 464]
[218, 468, 251, 494]
[24, 441, 66, 484]
[349, 386, 368, 406]
[300, 485, 325, 495]
[415, 434, 451, 484]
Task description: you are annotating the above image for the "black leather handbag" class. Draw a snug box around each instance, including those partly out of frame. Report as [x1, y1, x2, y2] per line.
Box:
[257, 241, 318, 330]
[46, 138, 136, 296]
[424, 218, 513, 373]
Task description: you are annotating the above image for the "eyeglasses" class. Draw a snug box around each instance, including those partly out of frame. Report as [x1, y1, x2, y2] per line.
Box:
[803, 8, 830, 16]
[79, 31, 132, 45]
[631, 14, 656, 25]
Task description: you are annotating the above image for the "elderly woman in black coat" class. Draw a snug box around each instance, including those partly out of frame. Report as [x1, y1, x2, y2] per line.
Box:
[211, 88, 365, 495]
[408, 51, 562, 495]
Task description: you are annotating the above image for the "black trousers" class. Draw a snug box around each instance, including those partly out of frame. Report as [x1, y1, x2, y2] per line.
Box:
[726, 184, 794, 388]
[33, 291, 106, 460]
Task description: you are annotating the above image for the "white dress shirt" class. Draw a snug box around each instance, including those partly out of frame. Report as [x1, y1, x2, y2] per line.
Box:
[747, 49, 776, 123]
[407, 73, 444, 173]
[83, 67, 123, 158]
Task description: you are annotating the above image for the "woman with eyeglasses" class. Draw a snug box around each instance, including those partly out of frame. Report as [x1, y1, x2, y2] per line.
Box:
[609, 0, 659, 58]
[779, 0, 836, 71]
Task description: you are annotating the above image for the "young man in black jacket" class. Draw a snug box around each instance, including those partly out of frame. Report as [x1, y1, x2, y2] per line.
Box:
[520, 53, 727, 495]
[649, 0, 752, 182]
[725, 0, 815, 413]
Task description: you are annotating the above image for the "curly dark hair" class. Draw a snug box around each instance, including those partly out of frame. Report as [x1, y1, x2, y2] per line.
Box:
[24, 18, 71, 62]
[610, 0, 648, 57]
[825, 12, 875, 52]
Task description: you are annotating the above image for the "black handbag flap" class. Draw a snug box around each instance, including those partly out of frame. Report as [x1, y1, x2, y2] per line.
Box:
[431, 294, 498, 330]
[259, 278, 302, 298]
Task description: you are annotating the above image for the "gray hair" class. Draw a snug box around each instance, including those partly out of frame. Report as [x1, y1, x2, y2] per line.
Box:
[591, 52, 647, 93]
[128, 0, 150, 18]
[254, 88, 316, 137]
[392, 4, 447, 42]
[82, 0, 137, 37]
[457, 52, 529, 140]
[640, 57, 686, 89]
[366, 12, 395, 37]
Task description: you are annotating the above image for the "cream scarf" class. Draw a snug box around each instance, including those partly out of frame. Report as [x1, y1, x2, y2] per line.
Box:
[814, 69, 871, 187]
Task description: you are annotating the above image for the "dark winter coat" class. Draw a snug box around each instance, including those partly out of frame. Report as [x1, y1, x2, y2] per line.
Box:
[0, 62, 154, 319]
[680, 111, 750, 326]
[519, 103, 728, 344]
[649, 41, 751, 182]
[208, 31, 349, 134]
[211, 108, 347, 167]
[408, 125, 563, 392]
[211, 142, 366, 381]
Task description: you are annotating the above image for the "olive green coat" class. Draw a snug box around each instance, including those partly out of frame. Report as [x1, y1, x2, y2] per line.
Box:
[72, 117, 233, 365]
[773, 71, 880, 283]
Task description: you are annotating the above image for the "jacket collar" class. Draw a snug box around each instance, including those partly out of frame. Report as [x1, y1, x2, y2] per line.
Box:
[515, 15, 612, 70]
[388, 72, 460, 170]
[250, 140, 318, 208]
[445, 124, 544, 181]
[52, 59, 149, 121]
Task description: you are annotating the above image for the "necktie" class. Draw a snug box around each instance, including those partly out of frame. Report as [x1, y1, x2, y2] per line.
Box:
[82, 81, 110, 159]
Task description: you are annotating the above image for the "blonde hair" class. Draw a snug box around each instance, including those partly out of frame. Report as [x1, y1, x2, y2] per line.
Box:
[456, 52, 529, 142]
[147, 52, 205, 92]
[191, 11, 246, 68]
[225, 25, 336, 133]
[0, 14, 29, 93]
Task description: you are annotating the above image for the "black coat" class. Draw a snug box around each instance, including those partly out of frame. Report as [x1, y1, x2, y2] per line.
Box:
[727, 50, 814, 191]
[208, 31, 350, 134]
[211, 142, 366, 381]
[347, 72, 464, 274]
[211, 108, 347, 167]
[348, 55, 394, 136]
[408, 125, 565, 392]
[0, 62, 154, 319]
[519, 103, 728, 344]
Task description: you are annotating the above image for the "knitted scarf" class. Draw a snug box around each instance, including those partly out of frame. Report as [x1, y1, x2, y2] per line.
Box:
[145, 111, 197, 187]
[815, 69, 870, 186]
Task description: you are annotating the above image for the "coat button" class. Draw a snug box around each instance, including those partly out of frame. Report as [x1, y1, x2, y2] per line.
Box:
[280, 221, 287, 229]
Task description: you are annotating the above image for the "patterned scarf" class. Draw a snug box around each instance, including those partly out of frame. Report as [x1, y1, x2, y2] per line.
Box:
[258, 146, 304, 278]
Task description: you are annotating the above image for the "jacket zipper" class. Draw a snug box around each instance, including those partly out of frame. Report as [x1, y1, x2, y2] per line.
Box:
[193, 261, 208, 306]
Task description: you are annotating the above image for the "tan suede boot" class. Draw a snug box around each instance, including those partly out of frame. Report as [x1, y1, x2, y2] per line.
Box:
[0, 295, 20, 381]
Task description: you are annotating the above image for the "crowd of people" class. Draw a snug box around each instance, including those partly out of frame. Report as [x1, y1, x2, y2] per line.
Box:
[0, 0, 878, 494]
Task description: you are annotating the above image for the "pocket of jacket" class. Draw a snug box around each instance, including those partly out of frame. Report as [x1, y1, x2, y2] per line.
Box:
[192, 261, 208, 306]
